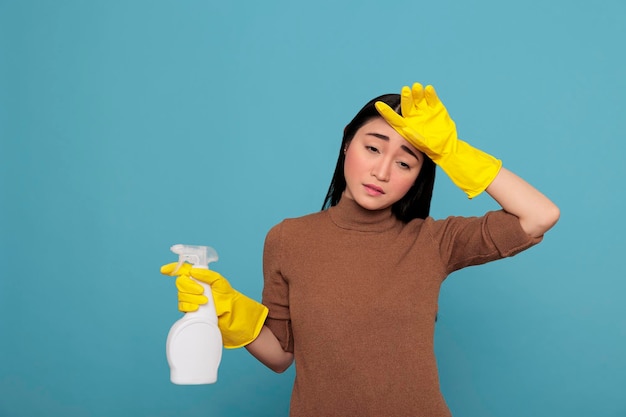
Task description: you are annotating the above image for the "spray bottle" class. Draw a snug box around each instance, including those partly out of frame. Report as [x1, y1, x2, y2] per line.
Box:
[165, 244, 222, 384]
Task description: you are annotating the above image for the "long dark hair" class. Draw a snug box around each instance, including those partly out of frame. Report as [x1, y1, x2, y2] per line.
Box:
[321, 93, 436, 222]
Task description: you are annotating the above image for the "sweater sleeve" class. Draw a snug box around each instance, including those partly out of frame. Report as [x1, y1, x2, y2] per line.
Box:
[261, 221, 294, 353]
[431, 210, 542, 274]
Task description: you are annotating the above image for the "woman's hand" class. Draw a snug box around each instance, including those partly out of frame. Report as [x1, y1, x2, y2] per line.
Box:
[161, 263, 268, 349]
[376, 83, 502, 198]
[375, 83, 458, 161]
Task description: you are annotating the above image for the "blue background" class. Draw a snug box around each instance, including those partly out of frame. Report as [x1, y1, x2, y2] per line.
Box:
[1, 1, 625, 416]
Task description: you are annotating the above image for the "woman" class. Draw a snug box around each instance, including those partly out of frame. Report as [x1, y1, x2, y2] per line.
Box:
[162, 83, 560, 416]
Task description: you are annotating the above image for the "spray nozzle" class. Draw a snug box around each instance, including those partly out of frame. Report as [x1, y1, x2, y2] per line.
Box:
[170, 244, 219, 273]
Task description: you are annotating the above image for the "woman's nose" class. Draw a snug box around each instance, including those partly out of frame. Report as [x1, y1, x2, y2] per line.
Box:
[371, 159, 391, 181]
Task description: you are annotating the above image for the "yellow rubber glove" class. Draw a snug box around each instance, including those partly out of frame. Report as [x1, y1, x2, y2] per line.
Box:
[161, 262, 268, 349]
[375, 83, 502, 198]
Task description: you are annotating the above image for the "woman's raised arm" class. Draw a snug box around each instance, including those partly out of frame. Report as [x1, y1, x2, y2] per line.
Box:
[486, 167, 560, 238]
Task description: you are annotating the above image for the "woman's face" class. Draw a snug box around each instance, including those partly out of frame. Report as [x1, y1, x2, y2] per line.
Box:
[343, 117, 424, 211]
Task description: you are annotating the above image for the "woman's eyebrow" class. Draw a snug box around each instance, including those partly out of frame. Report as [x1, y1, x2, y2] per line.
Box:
[366, 132, 420, 160]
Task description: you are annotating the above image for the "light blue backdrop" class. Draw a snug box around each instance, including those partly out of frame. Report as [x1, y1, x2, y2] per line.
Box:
[1, 1, 625, 416]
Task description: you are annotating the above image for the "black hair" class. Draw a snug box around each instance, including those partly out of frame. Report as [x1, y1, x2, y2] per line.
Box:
[321, 93, 436, 222]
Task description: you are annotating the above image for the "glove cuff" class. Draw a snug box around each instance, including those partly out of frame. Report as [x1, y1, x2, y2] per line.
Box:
[222, 293, 269, 349]
[435, 139, 502, 199]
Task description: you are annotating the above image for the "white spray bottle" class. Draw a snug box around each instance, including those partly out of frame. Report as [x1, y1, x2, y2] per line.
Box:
[166, 244, 223, 385]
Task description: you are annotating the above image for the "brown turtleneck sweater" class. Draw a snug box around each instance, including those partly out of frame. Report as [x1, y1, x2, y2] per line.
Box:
[262, 197, 541, 417]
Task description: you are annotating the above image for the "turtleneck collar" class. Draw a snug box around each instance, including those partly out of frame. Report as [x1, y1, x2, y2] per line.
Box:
[328, 196, 399, 233]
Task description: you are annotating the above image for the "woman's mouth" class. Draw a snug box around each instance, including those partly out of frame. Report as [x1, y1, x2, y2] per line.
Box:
[364, 183, 384, 196]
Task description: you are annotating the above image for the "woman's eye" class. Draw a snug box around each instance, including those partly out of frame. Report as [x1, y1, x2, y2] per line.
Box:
[397, 161, 410, 169]
[366, 145, 379, 153]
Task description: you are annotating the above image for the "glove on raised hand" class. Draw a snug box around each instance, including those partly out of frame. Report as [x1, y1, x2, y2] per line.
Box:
[375, 83, 502, 198]
[161, 262, 268, 349]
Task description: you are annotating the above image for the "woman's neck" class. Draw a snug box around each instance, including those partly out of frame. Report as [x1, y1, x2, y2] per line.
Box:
[328, 196, 398, 232]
